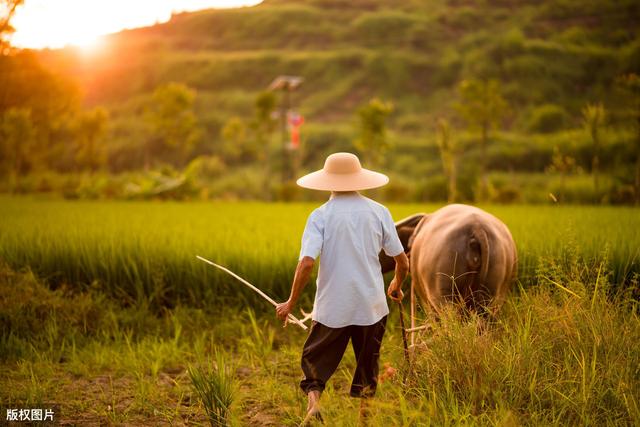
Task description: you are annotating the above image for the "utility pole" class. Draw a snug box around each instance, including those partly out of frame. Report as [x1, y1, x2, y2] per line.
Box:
[268, 75, 303, 184]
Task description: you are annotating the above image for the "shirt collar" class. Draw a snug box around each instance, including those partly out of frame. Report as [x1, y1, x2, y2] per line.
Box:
[330, 191, 360, 200]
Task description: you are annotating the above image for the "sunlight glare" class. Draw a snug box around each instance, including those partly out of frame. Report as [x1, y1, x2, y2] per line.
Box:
[10, 0, 262, 49]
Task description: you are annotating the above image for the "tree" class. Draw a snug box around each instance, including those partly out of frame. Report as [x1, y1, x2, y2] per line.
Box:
[353, 98, 393, 169]
[254, 91, 277, 142]
[145, 82, 200, 168]
[73, 107, 108, 172]
[582, 103, 606, 196]
[221, 116, 247, 163]
[0, 107, 34, 191]
[435, 118, 458, 203]
[0, 0, 24, 53]
[546, 146, 578, 203]
[455, 79, 508, 202]
[252, 91, 277, 197]
[0, 50, 80, 171]
[253, 91, 277, 160]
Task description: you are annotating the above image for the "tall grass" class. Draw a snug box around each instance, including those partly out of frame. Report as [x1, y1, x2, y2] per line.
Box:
[399, 256, 640, 425]
[239, 308, 275, 370]
[0, 196, 638, 310]
[1, 253, 638, 424]
[188, 350, 236, 427]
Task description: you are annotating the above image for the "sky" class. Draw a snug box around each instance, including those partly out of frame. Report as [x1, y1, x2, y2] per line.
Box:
[10, 0, 263, 49]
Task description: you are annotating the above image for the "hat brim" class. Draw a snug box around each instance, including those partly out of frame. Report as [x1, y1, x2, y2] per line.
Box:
[296, 168, 389, 191]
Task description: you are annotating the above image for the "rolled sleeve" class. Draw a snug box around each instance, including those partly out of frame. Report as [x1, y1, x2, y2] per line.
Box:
[382, 208, 404, 257]
[299, 209, 324, 260]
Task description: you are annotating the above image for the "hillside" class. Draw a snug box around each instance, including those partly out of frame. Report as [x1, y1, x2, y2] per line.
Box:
[0, 0, 636, 203]
[38, 0, 639, 124]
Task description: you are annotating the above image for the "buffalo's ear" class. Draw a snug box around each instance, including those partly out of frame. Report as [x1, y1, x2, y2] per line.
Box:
[394, 213, 426, 252]
[379, 251, 396, 274]
[379, 226, 413, 273]
[379, 213, 426, 274]
[396, 226, 415, 253]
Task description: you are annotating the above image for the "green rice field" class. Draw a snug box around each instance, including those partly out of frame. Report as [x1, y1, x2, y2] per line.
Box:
[0, 196, 638, 308]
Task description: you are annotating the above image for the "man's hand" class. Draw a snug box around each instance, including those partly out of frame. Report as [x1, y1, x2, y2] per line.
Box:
[387, 278, 404, 302]
[278, 257, 314, 328]
[387, 252, 409, 302]
[276, 300, 294, 326]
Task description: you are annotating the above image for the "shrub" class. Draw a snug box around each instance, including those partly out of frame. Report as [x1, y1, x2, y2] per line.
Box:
[495, 186, 521, 203]
[414, 175, 448, 202]
[207, 167, 265, 200]
[273, 180, 301, 202]
[185, 155, 226, 183]
[527, 104, 569, 133]
[547, 173, 612, 204]
[0, 265, 111, 361]
[382, 175, 414, 202]
[352, 11, 421, 46]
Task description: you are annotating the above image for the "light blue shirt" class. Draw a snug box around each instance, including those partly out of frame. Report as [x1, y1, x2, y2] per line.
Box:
[299, 192, 404, 328]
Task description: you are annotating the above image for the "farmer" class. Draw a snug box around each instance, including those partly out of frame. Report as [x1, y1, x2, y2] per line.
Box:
[276, 152, 409, 424]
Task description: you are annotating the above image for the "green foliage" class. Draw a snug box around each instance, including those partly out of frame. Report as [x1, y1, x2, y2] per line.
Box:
[380, 173, 413, 202]
[582, 103, 606, 138]
[207, 166, 267, 200]
[0, 108, 34, 177]
[2, 198, 640, 309]
[73, 107, 109, 172]
[0, 50, 79, 172]
[14, 0, 637, 137]
[352, 11, 422, 47]
[481, 174, 522, 204]
[456, 79, 508, 132]
[545, 145, 579, 202]
[435, 118, 458, 202]
[220, 117, 247, 162]
[353, 98, 393, 168]
[548, 173, 613, 204]
[188, 350, 236, 427]
[456, 78, 508, 201]
[239, 308, 275, 369]
[582, 102, 607, 194]
[2, 0, 640, 205]
[409, 254, 639, 425]
[0, 264, 109, 361]
[1, 243, 639, 424]
[527, 104, 569, 133]
[254, 91, 277, 128]
[185, 156, 226, 182]
[145, 82, 201, 167]
[251, 91, 278, 195]
[547, 146, 579, 175]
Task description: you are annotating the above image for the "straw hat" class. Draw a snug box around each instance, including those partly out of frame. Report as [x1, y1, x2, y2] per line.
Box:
[296, 152, 389, 191]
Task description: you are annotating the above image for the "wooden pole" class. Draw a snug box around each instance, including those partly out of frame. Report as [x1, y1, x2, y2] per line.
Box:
[410, 278, 416, 347]
[196, 255, 308, 330]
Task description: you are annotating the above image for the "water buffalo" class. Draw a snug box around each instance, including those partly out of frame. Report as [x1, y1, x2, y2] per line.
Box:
[380, 204, 517, 315]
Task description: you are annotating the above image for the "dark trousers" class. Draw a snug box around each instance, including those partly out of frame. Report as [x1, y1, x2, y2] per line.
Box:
[300, 315, 387, 398]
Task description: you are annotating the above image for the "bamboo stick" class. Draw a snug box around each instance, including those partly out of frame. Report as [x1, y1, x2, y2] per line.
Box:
[196, 255, 308, 331]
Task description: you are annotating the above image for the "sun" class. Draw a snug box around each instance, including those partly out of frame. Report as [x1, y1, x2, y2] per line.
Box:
[10, 1, 110, 50]
[46, 26, 105, 53]
[71, 34, 104, 53]
[10, 0, 263, 50]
